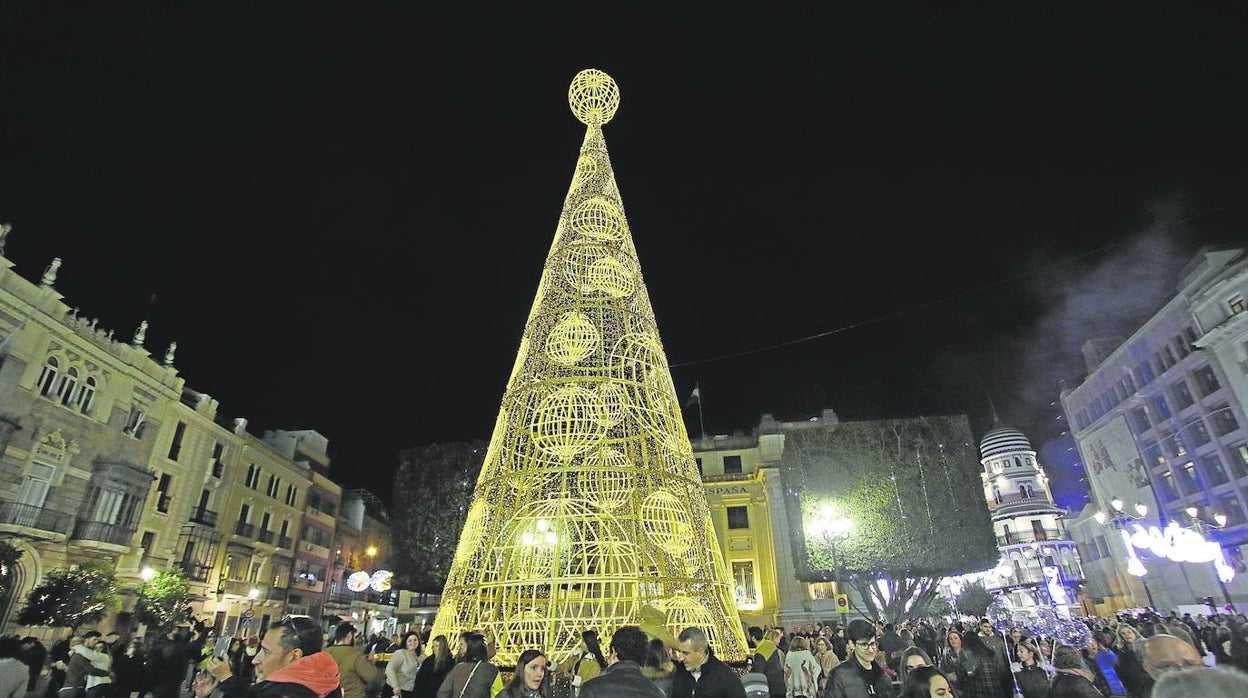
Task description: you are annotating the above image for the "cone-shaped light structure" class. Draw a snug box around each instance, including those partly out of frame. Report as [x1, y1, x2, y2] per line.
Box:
[431, 69, 748, 665]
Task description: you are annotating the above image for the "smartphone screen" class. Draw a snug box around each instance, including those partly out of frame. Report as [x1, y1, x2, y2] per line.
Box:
[214, 636, 233, 659]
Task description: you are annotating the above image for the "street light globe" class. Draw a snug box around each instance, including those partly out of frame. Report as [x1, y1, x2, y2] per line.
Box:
[1186, 506, 1199, 519]
[1094, 511, 1107, 525]
[1134, 502, 1148, 517]
[1214, 513, 1228, 527]
[140, 567, 156, 582]
[1111, 497, 1124, 512]
[366, 545, 378, 557]
[248, 588, 259, 600]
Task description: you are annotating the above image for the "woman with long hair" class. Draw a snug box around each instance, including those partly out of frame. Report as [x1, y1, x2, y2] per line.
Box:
[938, 631, 963, 689]
[413, 636, 454, 698]
[956, 631, 1008, 698]
[498, 650, 549, 698]
[436, 635, 499, 698]
[641, 639, 675, 698]
[897, 647, 933, 694]
[386, 632, 424, 698]
[898, 666, 954, 698]
[812, 637, 839, 698]
[1014, 641, 1050, 698]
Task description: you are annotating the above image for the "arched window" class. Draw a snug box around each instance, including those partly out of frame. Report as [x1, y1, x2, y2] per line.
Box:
[77, 376, 96, 414]
[37, 356, 58, 397]
[1020, 483, 1035, 499]
[1014, 456, 1022, 468]
[57, 367, 78, 406]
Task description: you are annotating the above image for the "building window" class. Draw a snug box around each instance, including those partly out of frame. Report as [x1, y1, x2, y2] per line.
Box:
[56, 366, 78, 406]
[18, 462, 55, 509]
[1171, 381, 1196, 411]
[1230, 444, 1248, 478]
[1130, 407, 1151, 433]
[266, 475, 279, 498]
[124, 407, 147, 438]
[1194, 365, 1221, 397]
[1180, 462, 1201, 492]
[36, 356, 59, 397]
[1143, 443, 1165, 467]
[211, 443, 225, 478]
[726, 506, 749, 529]
[156, 473, 172, 513]
[1230, 295, 1246, 315]
[1159, 471, 1179, 501]
[1201, 454, 1230, 487]
[1019, 483, 1036, 499]
[285, 484, 296, 506]
[1189, 420, 1212, 447]
[732, 560, 758, 605]
[1211, 404, 1240, 437]
[245, 464, 260, 489]
[723, 455, 742, 475]
[1217, 494, 1246, 527]
[168, 422, 187, 461]
[1152, 395, 1173, 420]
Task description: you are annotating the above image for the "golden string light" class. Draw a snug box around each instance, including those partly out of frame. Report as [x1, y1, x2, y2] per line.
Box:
[431, 69, 748, 665]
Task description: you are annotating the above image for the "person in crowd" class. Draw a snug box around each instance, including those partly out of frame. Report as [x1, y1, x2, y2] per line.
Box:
[45, 635, 73, 698]
[150, 629, 188, 698]
[209, 616, 342, 698]
[937, 632, 962, 691]
[897, 666, 952, 698]
[671, 627, 746, 698]
[557, 631, 607, 696]
[1047, 645, 1102, 698]
[192, 670, 225, 698]
[1151, 666, 1248, 698]
[114, 638, 150, 698]
[412, 636, 453, 698]
[498, 650, 549, 698]
[783, 636, 820, 698]
[0, 637, 28, 698]
[975, 620, 1005, 661]
[1085, 636, 1125, 697]
[435, 634, 499, 698]
[876, 626, 905, 673]
[1013, 642, 1049, 698]
[896, 647, 932, 694]
[1207, 626, 1232, 666]
[825, 619, 893, 698]
[953, 631, 1006, 698]
[385, 632, 423, 698]
[812, 637, 839, 697]
[579, 625, 663, 698]
[227, 639, 255, 688]
[325, 623, 378, 698]
[830, 627, 847, 664]
[1112, 625, 1148, 698]
[65, 631, 110, 698]
[641, 638, 675, 698]
[1006, 629, 1024, 663]
[913, 624, 939, 663]
[22, 636, 48, 693]
[750, 628, 786, 698]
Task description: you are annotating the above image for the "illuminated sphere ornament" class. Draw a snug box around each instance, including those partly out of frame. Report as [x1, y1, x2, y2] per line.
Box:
[346, 571, 371, 592]
[369, 570, 394, 592]
[568, 69, 620, 125]
[432, 68, 746, 666]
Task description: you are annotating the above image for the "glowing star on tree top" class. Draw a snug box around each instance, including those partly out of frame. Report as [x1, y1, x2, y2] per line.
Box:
[429, 69, 748, 665]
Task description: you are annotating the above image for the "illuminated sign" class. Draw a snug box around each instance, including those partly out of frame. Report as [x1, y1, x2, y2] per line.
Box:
[346, 569, 394, 592]
[1121, 522, 1235, 582]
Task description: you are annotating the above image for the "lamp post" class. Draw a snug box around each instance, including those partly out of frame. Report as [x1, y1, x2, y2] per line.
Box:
[1094, 499, 1156, 609]
[813, 505, 853, 598]
[1183, 506, 1234, 611]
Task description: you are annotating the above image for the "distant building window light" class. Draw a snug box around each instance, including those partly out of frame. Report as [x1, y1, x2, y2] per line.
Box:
[723, 455, 742, 474]
[1229, 296, 1245, 315]
[36, 356, 58, 397]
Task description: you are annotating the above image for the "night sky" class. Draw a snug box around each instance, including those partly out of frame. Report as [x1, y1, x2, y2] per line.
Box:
[3, 4, 1247, 504]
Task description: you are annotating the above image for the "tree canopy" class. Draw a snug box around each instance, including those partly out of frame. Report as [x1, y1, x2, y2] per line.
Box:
[17, 561, 118, 630]
[955, 581, 995, 618]
[0, 540, 21, 601]
[780, 415, 998, 622]
[391, 439, 487, 593]
[136, 568, 191, 632]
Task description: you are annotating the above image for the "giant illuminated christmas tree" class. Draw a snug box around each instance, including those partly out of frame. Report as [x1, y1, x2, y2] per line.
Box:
[431, 69, 748, 665]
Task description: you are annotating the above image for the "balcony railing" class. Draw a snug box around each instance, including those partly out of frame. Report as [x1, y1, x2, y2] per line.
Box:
[278, 535, 293, 549]
[267, 586, 289, 602]
[326, 591, 353, 606]
[235, 522, 254, 537]
[0, 502, 74, 534]
[258, 530, 275, 544]
[990, 492, 1052, 508]
[190, 507, 218, 527]
[71, 520, 135, 546]
[178, 561, 213, 582]
[997, 529, 1065, 546]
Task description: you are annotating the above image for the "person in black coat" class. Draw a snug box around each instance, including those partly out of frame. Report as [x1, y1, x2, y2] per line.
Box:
[670, 628, 746, 698]
[21, 637, 47, 693]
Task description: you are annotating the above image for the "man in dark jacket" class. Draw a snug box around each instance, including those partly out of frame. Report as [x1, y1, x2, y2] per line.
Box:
[210, 616, 342, 698]
[748, 628, 785, 698]
[21, 637, 47, 692]
[149, 629, 188, 698]
[578, 625, 664, 698]
[671, 627, 746, 698]
[826, 620, 894, 698]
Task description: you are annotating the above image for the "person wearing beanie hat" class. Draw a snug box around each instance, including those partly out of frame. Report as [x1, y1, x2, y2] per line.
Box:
[1047, 646, 1101, 698]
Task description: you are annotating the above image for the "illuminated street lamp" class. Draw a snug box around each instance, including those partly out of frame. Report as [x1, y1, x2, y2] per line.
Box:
[811, 505, 852, 596]
[1094, 497, 1155, 608]
[1183, 506, 1235, 611]
[140, 567, 156, 583]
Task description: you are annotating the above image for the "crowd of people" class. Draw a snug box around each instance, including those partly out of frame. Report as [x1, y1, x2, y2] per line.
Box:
[4, 609, 1248, 698]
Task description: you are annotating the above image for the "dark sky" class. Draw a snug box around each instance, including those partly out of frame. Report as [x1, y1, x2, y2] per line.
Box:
[3, 4, 1247, 503]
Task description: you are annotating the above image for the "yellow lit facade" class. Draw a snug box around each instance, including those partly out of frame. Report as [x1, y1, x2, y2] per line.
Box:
[431, 70, 748, 664]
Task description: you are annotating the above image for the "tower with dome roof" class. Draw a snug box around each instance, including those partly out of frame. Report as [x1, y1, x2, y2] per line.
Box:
[978, 425, 1085, 612]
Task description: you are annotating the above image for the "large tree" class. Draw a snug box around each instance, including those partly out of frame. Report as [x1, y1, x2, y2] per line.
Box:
[17, 561, 118, 631]
[391, 439, 487, 593]
[781, 415, 998, 623]
[135, 568, 191, 632]
[0, 540, 21, 601]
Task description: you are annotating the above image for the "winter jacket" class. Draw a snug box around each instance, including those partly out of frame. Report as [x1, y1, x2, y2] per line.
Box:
[413, 657, 454, 698]
[324, 646, 378, 698]
[0, 658, 27, 698]
[1015, 664, 1050, 698]
[825, 659, 894, 698]
[435, 661, 500, 698]
[782, 649, 819, 698]
[671, 654, 747, 698]
[219, 651, 343, 698]
[578, 660, 665, 698]
[1046, 670, 1103, 698]
[65, 646, 109, 689]
[641, 661, 675, 698]
[752, 641, 785, 697]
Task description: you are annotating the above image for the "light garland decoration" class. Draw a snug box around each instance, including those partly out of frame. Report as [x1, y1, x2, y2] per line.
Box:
[1121, 521, 1235, 582]
[431, 69, 748, 665]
